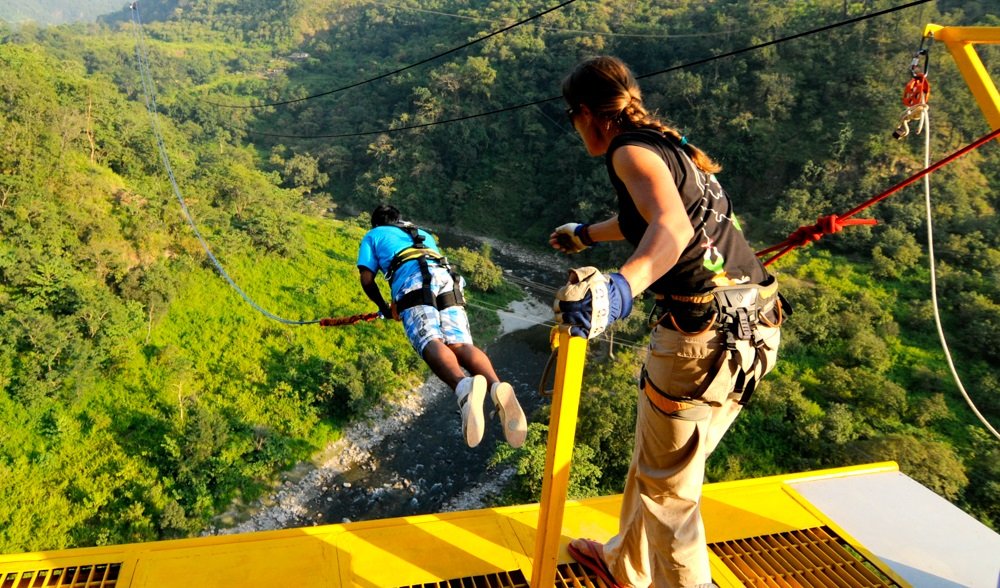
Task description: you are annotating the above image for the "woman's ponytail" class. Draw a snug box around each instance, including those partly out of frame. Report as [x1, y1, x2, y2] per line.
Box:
[564, 56, 722, 174]
[619, 95, 721, 174]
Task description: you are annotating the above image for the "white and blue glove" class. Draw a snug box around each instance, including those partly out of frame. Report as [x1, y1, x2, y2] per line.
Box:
[550, 223, 595, 254]
[553, 267, 633, 339]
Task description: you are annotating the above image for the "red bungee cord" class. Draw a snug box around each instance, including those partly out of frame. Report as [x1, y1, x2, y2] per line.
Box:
[757, 126, 1000, 267]
[318, 312, 381, 327]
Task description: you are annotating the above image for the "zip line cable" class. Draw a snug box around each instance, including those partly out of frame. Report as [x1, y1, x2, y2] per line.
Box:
[918, 114, 1000, 441]
[247, 96, 556, 139]
[243, 0, 933, 140]
[131, 4, 323, 326]
[209, 0, 581, 109]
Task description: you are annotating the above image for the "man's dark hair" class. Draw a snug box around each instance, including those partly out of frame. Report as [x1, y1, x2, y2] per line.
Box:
[370, 204, 401, 228]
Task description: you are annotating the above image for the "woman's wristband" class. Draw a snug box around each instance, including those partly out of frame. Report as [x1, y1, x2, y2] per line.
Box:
[576, 223, 596, 246]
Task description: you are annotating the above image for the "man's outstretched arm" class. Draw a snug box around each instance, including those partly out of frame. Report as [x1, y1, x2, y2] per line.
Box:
[358, 267, 392, 317]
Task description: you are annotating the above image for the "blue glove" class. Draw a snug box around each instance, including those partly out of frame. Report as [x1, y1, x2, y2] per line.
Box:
[554, 269, 633, 339]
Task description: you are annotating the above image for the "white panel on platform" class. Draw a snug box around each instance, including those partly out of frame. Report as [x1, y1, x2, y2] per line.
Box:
[791, 471, 1000, 588]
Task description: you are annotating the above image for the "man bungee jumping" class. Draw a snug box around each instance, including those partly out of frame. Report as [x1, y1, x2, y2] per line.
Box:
[356, 204, 528, 449]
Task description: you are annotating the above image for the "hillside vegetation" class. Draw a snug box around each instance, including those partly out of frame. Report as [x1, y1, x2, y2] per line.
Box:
[1, 0, 998, 551]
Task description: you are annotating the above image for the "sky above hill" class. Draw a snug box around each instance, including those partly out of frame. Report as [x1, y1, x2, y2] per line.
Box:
[0, 0, 125, 25]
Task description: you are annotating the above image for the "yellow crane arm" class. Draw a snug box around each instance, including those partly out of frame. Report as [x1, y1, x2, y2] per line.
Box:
[924, 24, 1000, 130]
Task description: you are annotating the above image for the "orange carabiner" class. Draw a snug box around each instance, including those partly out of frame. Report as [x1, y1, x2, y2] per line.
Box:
[902, 73, 930, 107]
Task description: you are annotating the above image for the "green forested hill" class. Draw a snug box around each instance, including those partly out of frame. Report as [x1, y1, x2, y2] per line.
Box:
[0, 39, 428, 550]
[1, 0, 998, 552]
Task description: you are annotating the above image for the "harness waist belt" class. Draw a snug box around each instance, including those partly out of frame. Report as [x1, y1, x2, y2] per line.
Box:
[652, 277, 783, 333]
[395, 287, 463, 313]
[656, 278, 780, 308]
[663, 292, 715, 304]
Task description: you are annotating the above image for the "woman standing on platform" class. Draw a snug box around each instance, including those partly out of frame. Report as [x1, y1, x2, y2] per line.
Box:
[550, 56, 784, 588]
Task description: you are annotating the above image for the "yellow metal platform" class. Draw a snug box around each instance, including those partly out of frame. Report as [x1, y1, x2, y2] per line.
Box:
[0, 462, 936, 588]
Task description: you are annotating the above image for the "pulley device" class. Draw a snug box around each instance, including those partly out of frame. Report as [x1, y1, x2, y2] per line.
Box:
[894, 35, 933, 140]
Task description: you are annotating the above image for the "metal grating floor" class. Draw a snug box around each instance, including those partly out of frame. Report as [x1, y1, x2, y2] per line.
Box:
[396, 564, 611, 588]
[397, 525, 900, 588]
[556, 562, 617, 587]
[398, 569, 529, 588]
[710, 526, 901, 587]
[1, 563, 121, 588]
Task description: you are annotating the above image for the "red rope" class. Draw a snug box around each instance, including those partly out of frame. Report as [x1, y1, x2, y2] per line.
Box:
[318, 312, 381, 327]
[757, 126, 1000, 267]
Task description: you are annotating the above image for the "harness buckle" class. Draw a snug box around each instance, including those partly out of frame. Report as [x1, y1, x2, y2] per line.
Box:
[735, 307, 752, 340]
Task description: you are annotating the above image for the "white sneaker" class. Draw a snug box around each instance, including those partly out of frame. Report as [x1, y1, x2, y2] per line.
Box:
[491, 382, 527, 448]
[456, 375, 487, 448]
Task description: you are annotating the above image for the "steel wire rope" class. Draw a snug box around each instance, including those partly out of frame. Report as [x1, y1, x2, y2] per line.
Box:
[502, 273, 560, 293]
[245, 0, 933, 140]
[130, 5, 322, 326]
[918, 114, 1000, 441]
[209, 0, 581, 109]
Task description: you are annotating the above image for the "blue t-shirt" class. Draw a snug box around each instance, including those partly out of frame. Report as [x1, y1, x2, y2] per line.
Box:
[357, 225, 441, 300]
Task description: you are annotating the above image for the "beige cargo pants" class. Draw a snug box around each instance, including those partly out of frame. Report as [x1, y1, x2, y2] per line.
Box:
[603, 321, 781, 588]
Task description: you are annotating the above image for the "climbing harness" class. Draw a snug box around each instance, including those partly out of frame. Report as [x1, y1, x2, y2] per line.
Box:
[708, 279, 782, 406]
[642, 277, 784, 413]
[386, 223, 466, 313]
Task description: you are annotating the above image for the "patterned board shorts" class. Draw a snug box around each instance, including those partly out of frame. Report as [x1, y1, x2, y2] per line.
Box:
[395, 268, 473, 354]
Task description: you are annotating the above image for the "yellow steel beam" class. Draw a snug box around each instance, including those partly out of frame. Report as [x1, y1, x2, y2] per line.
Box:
[924, 24, 1000, 130]
[530, 327, 588, 588]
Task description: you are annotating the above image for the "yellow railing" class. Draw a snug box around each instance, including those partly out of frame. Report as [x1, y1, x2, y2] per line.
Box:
[531, 327, 588, 588]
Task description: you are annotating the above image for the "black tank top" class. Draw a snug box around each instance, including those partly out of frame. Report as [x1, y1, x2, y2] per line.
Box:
[606, 129, 768, 296]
